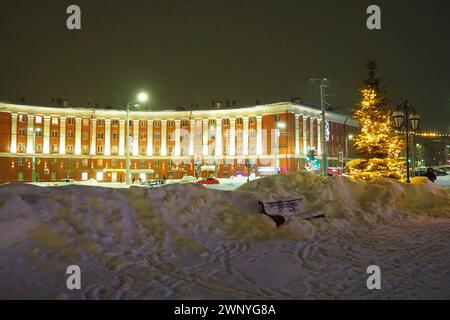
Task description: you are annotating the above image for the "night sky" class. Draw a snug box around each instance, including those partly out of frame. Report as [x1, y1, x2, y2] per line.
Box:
[1, 0, 449, 130]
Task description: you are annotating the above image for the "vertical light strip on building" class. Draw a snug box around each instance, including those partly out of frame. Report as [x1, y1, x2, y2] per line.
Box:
[295, 114, 300, 155]
[10, 113, 17, 153]
[119, 119, 125, 156]
[317, 119, 322, 156]
[43, 116, 50, 154]
[104, 118, 111, 156]
[75, 117, 82, 155]
[161, 120, 167, 156]
[215, 118, 222, 158]
[310, 117, 315, 151]
[302, 116, 307, 154]
[202, 119, 208, 156]
[243, 116, 249, 156]
[133, 119, 139, 156]
[189, 119, 195, 156]
[90, 118, 97, 155]
[256, 116, 263, 156]
[26, 114, 35, 154]
[59, 116, 66, 155]
[229, 118, 236, 156]
[147, 119, 153, 156]
[175, 119, 181, 156]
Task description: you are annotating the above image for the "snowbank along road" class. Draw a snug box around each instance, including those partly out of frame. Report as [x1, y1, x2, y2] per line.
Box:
[0, 172, 449, 299]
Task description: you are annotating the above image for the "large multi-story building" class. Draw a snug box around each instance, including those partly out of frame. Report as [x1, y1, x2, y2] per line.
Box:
[0, 101, 358, 182]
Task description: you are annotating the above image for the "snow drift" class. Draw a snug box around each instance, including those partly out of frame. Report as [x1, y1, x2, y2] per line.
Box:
[0, 172, 449, 299]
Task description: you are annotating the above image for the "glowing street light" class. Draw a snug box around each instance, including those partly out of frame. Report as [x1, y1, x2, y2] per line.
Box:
[126, 92, 149, 185]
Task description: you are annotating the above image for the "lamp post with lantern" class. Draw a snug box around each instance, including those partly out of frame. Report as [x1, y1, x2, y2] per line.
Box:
[392, 100, 421, 183]
[126, 92, 149, 185]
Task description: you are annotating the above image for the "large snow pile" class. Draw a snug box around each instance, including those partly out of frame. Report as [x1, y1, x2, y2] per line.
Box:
[1, 172, 449, 299]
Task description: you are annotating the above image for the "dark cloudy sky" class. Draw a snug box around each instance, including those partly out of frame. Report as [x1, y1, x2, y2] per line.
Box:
[1, 0, 449, 130]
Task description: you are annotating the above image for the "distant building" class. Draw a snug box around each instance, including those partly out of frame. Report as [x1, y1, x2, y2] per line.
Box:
[0, 101, 358, 182]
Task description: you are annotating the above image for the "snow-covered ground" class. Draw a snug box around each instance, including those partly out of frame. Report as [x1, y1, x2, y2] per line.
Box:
[436, 175, 450, 187]
[0, 172, 449, 299]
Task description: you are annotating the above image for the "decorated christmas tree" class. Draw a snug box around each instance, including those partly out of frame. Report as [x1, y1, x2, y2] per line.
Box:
[346, 61, 405, 180]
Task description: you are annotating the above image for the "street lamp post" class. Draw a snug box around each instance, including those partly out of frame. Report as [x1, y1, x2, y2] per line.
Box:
[126, 92, 148, 185]
[274, 122, 285, 174]
[392, 100, 420, 183]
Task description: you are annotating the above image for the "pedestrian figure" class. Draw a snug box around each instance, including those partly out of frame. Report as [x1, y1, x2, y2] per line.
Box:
[424, 167, 437, 183]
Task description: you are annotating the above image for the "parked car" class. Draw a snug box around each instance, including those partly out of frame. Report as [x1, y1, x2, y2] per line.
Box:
[61, 178, 75, 184]
[437, 166, 450, 174]
[142, 179, 165, 187]
[181, 175, 196, 184]
[196, 178, 220, 185]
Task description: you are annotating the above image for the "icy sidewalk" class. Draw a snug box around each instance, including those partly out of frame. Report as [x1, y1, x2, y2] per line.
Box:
[0, 172, 449, 299]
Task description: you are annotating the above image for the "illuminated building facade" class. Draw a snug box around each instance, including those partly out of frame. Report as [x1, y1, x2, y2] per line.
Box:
[0, 102, 358, 182]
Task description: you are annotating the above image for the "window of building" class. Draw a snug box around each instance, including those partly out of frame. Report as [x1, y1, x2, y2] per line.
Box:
[96, 172, 104, 181]
[223, 119, 229, 126]
[67, 117, 74, 125]
[181, 120, 189, 127]
[18, 128, 26, 136]
[82, 145, 89, 154]
[128, 120, 133, 128]
[18, 114, 27, 123]
[139, 159, 146, 167]
[111, 133, 118, 140]
[182, 132, 189, 141]
[236, 118, 243, 125]
[81, 172, 88, 181]
[18, 157, 25, 166]
[209, 131, 215, 140]
[51, 145, 58, 153]
[97, 132, 104, 140]
[51, 158, 58, 165]
[168, 159, 173, 167]
[67, 131, 74, 139]
[168, 133, 175, 141]
[111, 159, 117, 167]
[140, 133, 146, 140]
[67, 145, 74, 153]
[196, 132, 202, 140]
[154, 133, 160, 141]
[51, 130, 59, 138]
[209, 119, 216, 127]
[112, 119, 119, 127]
[153, 120, 160, 128]
[35, 144, 42, 152]
[18, 143, 26, 152]
[83, 118, 89, 126]
[249, 117, 256, 125]
[35, 116, 43, 124]
[140, 120, 146, 128]
[111, 145, 118, 154]
[97, 119, 104, 127]
[35, 130, 42, 137]
[18, 172, 24, 181]
[140, 147, 146, 155]
[250, 130, 257, 138]
[82, 159, 89, 167]
[82, 132, 89, 140]
[97, 145, 103, 153]
[275, 115, 281, 123]
[168, 120, 175, 128]
[154, 146, 160, 155]
[51, 117, 59, 125]
[154, 159, 160, 166]
[168, 146, 174, 155]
